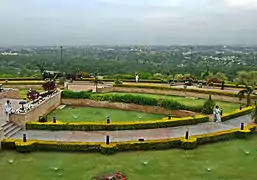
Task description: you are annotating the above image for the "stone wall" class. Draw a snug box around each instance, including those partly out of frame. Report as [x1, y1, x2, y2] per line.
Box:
[106, 87, 246, 104]
[0, 89, 20, 99]
[10, 91, 61, 129]
[61, 98, 198, 117]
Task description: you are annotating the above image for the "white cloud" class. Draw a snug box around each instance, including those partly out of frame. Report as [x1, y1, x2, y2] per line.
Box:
[226, 0, 257, 7]
[97, 0, 182, 7]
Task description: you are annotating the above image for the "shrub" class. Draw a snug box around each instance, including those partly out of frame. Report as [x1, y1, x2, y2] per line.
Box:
[221, 106, 254, 122]
[201, 95, 215, 114]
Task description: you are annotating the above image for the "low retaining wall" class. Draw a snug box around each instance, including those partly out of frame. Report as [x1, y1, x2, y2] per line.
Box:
[104, 87, 247, 104]
[0, 89, 20, 99]
[10, 91, 61, 129]
[61, 98, 198, 117]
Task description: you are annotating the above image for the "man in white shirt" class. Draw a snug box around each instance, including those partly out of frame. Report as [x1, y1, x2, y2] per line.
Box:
[4, 100, 13, 122]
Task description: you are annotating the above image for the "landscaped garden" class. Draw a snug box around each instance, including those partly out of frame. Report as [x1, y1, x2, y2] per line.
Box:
[1, 136, 257, 180]
[47, 106, 165, 123]
[109, 92, 241, 113]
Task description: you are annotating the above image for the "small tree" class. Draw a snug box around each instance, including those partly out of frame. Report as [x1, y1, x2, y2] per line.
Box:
[234, 71, 257, 106]
[202, 95, 215, 114]
[114, 76, 122, 85]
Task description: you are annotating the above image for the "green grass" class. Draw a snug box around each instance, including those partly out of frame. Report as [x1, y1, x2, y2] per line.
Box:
[110, 92, 241, 113]
[1, 136, 257, 180]
[19, 89, 45, 99]
[47, 106, 165, 122]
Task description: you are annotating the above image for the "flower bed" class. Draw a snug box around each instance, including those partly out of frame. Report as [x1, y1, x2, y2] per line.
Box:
[26, 115, 209, 131]
[221, 106, 254, 122]
[2, 124, 256, 154]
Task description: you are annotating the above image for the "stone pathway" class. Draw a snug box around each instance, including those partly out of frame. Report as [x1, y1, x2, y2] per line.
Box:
[11, 115, 253, 142]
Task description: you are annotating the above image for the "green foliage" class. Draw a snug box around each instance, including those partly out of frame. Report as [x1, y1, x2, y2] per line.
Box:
[201, 95, 215, 114]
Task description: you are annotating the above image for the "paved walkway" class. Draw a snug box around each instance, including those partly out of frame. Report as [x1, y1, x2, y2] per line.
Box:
[11, 115, 253, 142]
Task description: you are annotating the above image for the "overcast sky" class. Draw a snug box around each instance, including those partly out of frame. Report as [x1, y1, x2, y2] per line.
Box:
[0, 0, 257, 46]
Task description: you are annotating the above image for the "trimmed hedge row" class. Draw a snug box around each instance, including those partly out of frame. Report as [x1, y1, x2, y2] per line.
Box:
[113, 84, 257, 99]
[221, 106, 254, 122]
[26, 115, 209, 131]
[61, 90, 203, 112]
[0, 77, 42, 81]
[0, 81, 44, 85]
[76, 78, 167, 83]
[211, 83, 257, 90]
[3, 124, 256, 154]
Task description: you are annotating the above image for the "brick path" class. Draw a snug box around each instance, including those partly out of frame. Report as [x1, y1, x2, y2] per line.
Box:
[11, 115, 253, 142]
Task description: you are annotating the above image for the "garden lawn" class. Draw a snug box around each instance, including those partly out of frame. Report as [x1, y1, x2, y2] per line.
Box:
[47, 106, 165, 123]
[110, 92, 241, 113]
[1, 136, 257, 180]
[19, 89, 45, 99]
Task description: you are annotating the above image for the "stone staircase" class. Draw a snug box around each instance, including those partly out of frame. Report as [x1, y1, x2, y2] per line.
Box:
[1, 122, 22, 138]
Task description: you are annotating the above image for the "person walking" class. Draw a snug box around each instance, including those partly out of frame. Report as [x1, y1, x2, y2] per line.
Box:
[214, 105, 221, 123]
[4, 100, 13, 122]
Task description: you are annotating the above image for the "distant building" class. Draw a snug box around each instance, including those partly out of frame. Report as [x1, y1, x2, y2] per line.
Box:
[1, 52, 18, 56]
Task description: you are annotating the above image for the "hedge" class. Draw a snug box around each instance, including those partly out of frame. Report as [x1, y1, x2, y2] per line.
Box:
[0, 77, 42, 81]
[3, 124, 256, 154]
[221, 106, 254, 122]
[211, 83, 257, 90]
[61, 90, 203, 112]
[75, 78, 168, 83]
[113, 84, 257, 99]
[26, 115, 209, 131]
[0, 81, 44, 85]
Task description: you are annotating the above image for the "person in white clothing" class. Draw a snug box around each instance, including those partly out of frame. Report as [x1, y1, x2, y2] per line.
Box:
[214, 105, 221, 123]
[135, 74, 139, 83]
[4, 100, 13, 122]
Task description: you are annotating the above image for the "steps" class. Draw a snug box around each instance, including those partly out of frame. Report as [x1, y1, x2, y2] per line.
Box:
[1, 122, 22, 138]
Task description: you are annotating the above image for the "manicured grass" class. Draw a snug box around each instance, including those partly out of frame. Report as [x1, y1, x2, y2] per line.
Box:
[1, 136, 257, 180]
[110, 92, 241, 113]
[19, 89, 45, 99]
[47, 106, 165, 122]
